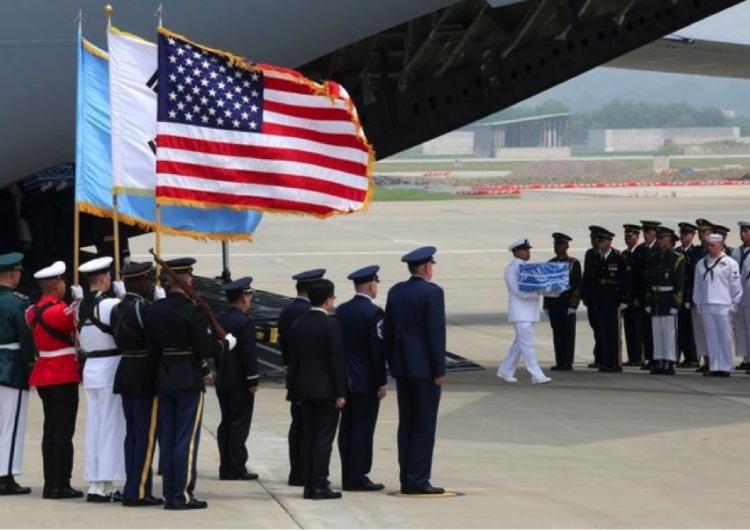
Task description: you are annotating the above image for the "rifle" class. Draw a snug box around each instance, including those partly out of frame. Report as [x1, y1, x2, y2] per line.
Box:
[149, 248, 227, 342]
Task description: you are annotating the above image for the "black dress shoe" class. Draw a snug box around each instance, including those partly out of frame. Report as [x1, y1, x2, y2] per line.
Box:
[0, 482, 31, 495]
[309, 488, 342, 500]
[343, 479, 385, 492]
[550, 365, 561, 371]
[622, 360, 640, 367]
[238, 471, 258, 480]
[111, 490, 124, 503]
[401, 485, 445, 495]
[122, 495, 165, 507]
[587, 363, 599, 369]
[696, 365, 709, 373]
[87, 492, 112, 503]
[49, 487, 84, 500]
[168, 498, 208, 510]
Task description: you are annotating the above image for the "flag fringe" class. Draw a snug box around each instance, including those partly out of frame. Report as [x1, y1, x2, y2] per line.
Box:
[82, 38, 109, 60]
[157, 196, 367, 220]
[78, 201, 254, 242]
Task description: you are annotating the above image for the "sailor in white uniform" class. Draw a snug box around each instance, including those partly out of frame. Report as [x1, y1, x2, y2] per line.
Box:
[731, 221, 750, 370]
[76, 256, 127, 502]
[693, 234, 743, 376]
[497, 238, 551, 384]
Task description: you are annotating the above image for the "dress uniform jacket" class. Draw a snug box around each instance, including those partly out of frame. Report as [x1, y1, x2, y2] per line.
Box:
[26, 294, 78, 386]
[543, 256, 581, 368]
[215, 307, 258, 391]
[0, 286, 35, 390]
[592, 249, 632, 310]
[646, 249, 685, 315]
[581, 246, 602, 365]
[506, 258, 541, 323]
[112, 294, 155, 396]
[278, 298, 311, 396]
[731, 246, 750, 362]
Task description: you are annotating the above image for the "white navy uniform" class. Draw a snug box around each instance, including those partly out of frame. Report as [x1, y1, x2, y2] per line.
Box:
[730, 244, 750, 364]
[79, 291, 126, 494]
[498, 253, 549, 383]
[693, 253, 743, 373]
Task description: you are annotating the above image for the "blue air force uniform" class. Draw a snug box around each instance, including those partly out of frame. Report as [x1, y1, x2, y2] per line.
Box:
[384, 247, 446, 495]
[143, 258, 229, 510]
[335, 266, 387, 491]
[215, 277, 259, 481]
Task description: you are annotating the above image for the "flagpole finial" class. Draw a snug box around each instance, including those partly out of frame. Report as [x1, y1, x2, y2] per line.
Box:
[155, 4, 166, 28]
[105, 4, 113, 26]
[75, 9, 83, 31]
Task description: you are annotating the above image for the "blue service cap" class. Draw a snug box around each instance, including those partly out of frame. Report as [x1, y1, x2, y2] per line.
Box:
[221, 276, 254, 296]
[165, 257, 196, 273]
[347, 265, 380, 285]
[401, 246, 436, 266]
[292, 269, 326, 282]
[120, 262, 154, 280]
[0, 252, 24, 273]
[552, 232, 572, 244]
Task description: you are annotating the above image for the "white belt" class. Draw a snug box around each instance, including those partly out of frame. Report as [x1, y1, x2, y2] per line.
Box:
[652, 286, 674, 292]
[0, 343, 20, 350]
[38, 347, 77, 358]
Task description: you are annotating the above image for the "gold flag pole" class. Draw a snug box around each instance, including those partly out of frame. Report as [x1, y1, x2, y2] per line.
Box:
[153, 3, 165, 285]
[73, 9, 84, 286]
[104, 5, 121, 277]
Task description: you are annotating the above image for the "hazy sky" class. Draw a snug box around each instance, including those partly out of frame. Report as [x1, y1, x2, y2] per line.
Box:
[682, 1, 750, 43]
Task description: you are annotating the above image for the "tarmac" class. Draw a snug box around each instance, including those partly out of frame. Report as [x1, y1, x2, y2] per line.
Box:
[5, 188, 750, 528]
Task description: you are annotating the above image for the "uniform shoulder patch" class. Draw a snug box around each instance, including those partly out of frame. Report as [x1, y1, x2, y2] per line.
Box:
[13, 291, 28, 301]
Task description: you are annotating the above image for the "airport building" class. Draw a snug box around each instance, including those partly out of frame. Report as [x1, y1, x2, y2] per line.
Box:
[588, 126, 743, 152]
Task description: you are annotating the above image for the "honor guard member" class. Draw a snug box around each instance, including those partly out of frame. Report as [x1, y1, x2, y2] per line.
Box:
[632, 220, 661, 369]
[335, 265, 387, 492]
[621, 225, 643, 367]
[645, 227, 685, 375]
[499, 238, 552, 384]
[591, 229, 632, 372]
[288, 279, 346, 500]
[0, 253, 35, 495]
[144, 257, 237, 510]
[581, 225, 607, 368]
[544, 233, 581, 371]
[26, 261, 83, 499]
[278, 268, 325, 487]
[675, 222, 699, 368]
[731, 221, 750, 372]
[76, 256, 126, 502]
[215, 277, 259, 481]
[693, 234, 742, 377]
[384, 246, 446, 495]
[712, 224, 734, 256]
[691, 219, 714, 372]
[110, 262, 164, 507]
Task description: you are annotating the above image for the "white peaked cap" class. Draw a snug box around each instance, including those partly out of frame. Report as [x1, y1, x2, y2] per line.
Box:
[705, 234, 723, 243]
[508, 237, 532, 252]
[78, 256, 113, 274]
[738, 220, 750, 227]
[34, 261, 66, 280]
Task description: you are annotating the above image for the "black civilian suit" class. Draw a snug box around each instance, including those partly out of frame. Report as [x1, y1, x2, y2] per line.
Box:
[215, 307, 259, 480]
[632, 242, 658, 363]
[543, 256, 582, 369]
[277, 297, 311, 485]
[288, 309, 346, 492]
[592, 249, 632, 371]
[144, 292, 227, 508]
[383, 276, 446, 493]
[334, 294, 387, 489]
[581, 246, 602, 365]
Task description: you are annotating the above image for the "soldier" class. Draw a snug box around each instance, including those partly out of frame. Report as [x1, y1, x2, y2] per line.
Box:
[675, 222, 699, 368]
[691, 219, 714, 373]
[26, 261, 83, 499]
[336, 265, 387, 492]
[543, 233, 581, 371]
[731, 221, 750, 373]
[144, 257, 237, 510]
[215, 277, 259, 481]
[384, 246, 446, 495]
[111, 262, 164, 507]
[632, 220, 661, 370]
[591, 229, 632, 372]
[76, 256, 126, 503]
[645, 227, 685, 375]
[693, 234, 742, 377]
[713, 224, 734, 256]
[0, 253, 35, 495]
[621, 224, 643, 367]
[581, 225, 606, 369]
[278, 268, 325, 487]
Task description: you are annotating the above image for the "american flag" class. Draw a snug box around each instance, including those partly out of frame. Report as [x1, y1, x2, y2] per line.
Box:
[155, 29, 373, 217]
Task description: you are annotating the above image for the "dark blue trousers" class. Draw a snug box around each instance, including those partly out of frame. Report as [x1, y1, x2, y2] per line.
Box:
[158, 390, 203, 507]
[121, 394, 159, 501]
[395, 377, 441, 490]
[338, 392, 380, 488]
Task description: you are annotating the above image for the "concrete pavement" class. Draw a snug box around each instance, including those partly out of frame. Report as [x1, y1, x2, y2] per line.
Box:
[5, 190, 750, 528]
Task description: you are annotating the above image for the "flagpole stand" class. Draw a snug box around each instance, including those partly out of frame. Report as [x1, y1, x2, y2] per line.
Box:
[220, 241, 231, 282]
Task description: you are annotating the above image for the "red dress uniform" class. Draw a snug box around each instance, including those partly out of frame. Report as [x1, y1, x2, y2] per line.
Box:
[26, 295, 79, 387]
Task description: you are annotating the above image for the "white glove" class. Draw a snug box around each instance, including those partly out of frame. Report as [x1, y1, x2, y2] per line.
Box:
[225, 333, 237, 351]
[684, 302, 691, 310]
[730, 305, 739, 314]
[153, 286, 166, 300]
[645, 306, 651, 314]
[619, 303, 628, 311]
[567, 308, 576, 316]
[113, 281, 126, 298]
[669, 308, 679, 315]
[70, 284, 84, 301]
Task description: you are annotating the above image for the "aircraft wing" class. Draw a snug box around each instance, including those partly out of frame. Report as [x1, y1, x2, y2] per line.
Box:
[606, 36, 750, 79]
